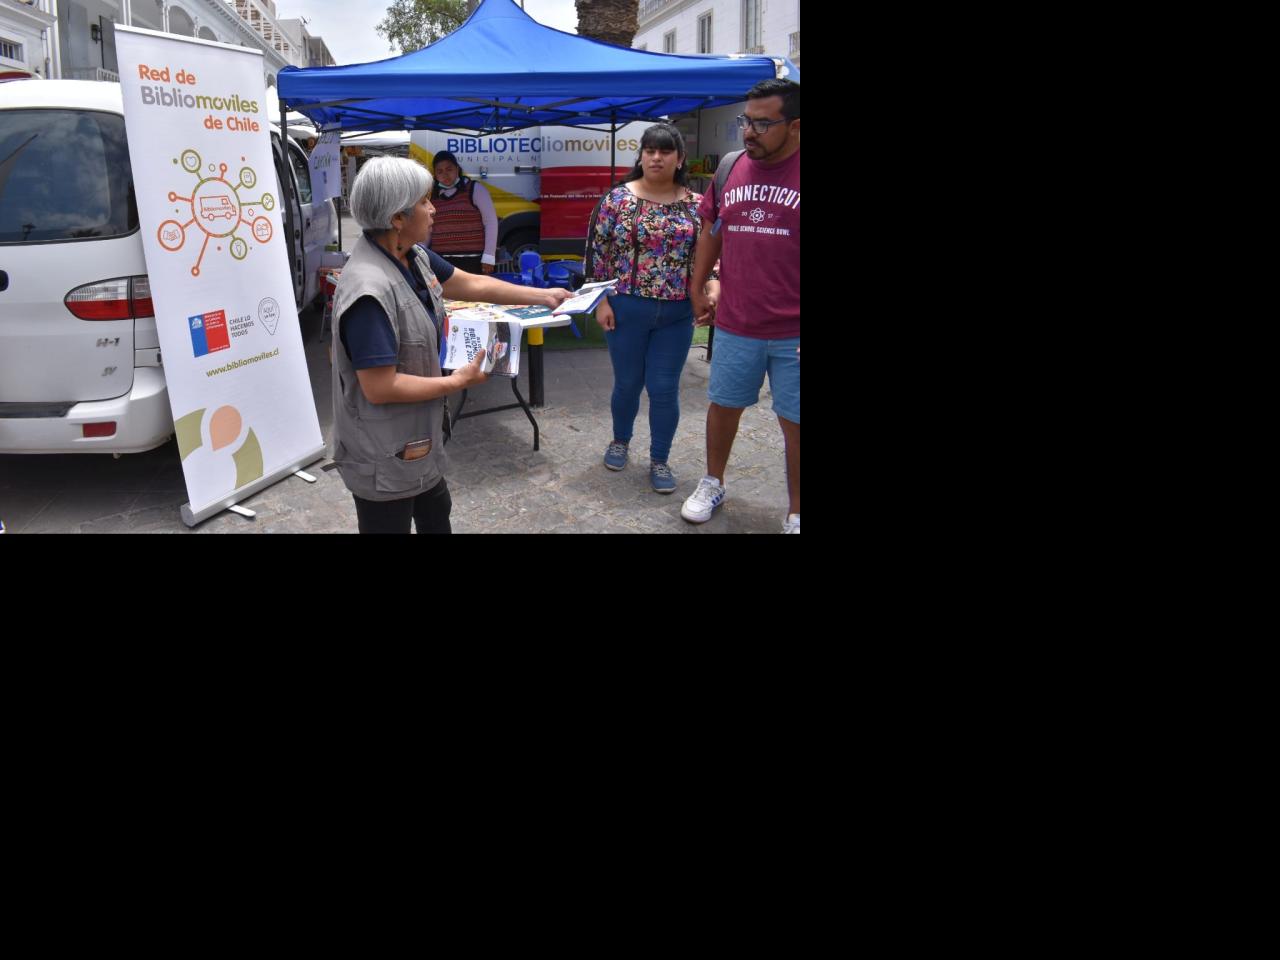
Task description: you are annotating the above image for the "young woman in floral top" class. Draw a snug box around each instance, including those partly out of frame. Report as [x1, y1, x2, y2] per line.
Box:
[584, 122, 719, 494]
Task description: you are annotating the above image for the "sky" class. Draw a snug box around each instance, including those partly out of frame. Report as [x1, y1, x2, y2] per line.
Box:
[271, 1, 580, 66]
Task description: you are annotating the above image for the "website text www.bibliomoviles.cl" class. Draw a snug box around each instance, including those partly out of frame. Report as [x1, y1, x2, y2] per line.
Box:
[206, 348, 279, 377]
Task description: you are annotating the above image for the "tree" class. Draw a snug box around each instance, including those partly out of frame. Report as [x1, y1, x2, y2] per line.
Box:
[376, 0, 468, 54]
[574, 0, 638, 48]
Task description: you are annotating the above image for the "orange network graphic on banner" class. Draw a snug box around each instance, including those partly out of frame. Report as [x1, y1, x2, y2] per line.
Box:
[155, 148, 275, 276]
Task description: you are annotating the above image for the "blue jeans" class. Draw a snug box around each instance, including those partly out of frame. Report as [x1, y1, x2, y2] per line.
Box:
[604, 293, 694, 463]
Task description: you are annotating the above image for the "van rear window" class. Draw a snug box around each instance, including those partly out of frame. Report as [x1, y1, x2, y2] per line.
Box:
[0, 109, 137, 243]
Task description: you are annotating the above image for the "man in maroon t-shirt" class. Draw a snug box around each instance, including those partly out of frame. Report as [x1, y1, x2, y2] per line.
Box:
[683, 79, 801, 534]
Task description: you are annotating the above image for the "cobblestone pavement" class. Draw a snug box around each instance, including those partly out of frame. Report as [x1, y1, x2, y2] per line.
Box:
[0, 309, 793, 534]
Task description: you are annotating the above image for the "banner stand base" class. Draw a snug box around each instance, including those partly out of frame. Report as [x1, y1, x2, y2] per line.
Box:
[179, 444, 327, 527]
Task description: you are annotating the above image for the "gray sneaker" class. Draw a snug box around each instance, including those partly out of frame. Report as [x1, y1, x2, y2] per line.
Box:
[650, 461, 677, 493]
[603, 440, 629, 471]
[782, 513, 800, 534]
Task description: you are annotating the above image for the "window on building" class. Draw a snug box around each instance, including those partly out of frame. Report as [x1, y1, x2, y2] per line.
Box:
[743, 0, 761, 52]
[664, 30, 676, 53]
[698, 13, 713, 53]
[1, 37, 24, 62]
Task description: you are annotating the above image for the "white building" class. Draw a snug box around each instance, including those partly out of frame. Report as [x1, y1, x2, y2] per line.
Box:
[632, 1, 799, 175]
[2, 0, 56, 80]
[632, 0, 799, 66]
[0, 0, 333, 89]
[227, 2, 339, 72]
[276, 14, 336, 68]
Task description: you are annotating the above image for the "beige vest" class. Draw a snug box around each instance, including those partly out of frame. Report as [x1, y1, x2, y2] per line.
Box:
[330, 234, 450, 501]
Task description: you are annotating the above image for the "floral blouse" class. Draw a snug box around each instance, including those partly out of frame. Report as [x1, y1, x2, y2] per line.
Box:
[584, 185, 716, 300]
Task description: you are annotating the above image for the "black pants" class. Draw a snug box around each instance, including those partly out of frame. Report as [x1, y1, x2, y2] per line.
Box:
[353, 479, 452, 534]
[436, 253, 485, 275]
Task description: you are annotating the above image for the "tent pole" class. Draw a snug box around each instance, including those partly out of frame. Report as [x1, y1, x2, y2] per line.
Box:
[610, 111, 617, 181]
[697, 108, 703, 176]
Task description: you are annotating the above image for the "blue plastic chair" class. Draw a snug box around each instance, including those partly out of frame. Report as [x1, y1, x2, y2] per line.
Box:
[549, 260, 586, 286]
[518, 251, 544, 287]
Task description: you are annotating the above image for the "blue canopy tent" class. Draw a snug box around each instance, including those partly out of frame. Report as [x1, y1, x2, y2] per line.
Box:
[276, 0, 798, 137]
[275, 0, 797, 411]
[274, 0, 796, 286]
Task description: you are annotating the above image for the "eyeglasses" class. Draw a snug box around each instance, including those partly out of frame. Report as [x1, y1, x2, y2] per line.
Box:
[736, 114, 788, 135]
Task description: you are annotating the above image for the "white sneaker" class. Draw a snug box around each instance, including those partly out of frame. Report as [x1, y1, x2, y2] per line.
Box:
[681, 476, 726, 523]
[782, 513, 800, 534]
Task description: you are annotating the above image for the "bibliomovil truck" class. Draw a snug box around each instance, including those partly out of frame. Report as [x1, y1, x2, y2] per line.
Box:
[409, 102, 745, 265]
[411, 123, 643, 263]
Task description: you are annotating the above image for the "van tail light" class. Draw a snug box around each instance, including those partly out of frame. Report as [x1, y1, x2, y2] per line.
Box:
[65, 278, 131, 320]
[82, 422, 117, 438]
[64, 275, 153, 321]
[130, 276, 154, 318]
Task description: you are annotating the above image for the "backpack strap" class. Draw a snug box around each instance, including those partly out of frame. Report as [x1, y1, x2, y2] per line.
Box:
[711, 149, 746, 224]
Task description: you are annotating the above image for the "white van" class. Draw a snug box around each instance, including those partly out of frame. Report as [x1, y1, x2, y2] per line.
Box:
[0, 79, 336, 455]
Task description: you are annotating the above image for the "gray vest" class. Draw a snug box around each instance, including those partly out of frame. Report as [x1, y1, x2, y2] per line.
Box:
[330, 234, 450, 501]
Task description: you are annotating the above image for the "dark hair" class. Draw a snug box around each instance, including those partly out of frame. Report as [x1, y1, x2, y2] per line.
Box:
[615, 122, 689, 189]
[432, 150, 463, 174]
[431, 150, 467, 199]
[746, 79, 800, 123]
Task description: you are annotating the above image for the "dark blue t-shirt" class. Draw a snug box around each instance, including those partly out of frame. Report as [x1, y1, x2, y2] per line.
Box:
[340, 240, 455, 370]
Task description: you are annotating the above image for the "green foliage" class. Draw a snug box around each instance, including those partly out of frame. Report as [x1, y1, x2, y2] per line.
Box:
[376, 0, 469, 54]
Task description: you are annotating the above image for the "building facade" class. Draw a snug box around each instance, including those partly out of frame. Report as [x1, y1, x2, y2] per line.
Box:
[632, 0, 798, 66]
[1, 0, 334, 88]
[630, 1, 799, 178]
[276, 16, 336, 68]
[1, 0, 55, 80]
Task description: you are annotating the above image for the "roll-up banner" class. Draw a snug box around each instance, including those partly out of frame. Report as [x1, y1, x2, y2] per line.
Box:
[115, 26, 323, 526]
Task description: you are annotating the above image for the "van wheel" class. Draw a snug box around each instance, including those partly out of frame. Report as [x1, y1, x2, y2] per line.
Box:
[503, 229, 539, 263]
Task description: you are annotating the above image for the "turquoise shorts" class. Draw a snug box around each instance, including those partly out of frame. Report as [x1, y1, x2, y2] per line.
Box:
[708, 328, 800, 424]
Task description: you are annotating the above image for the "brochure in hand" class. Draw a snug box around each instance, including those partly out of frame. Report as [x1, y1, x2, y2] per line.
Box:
[551, 278, 618, 317]
[443, 308, 522, 378]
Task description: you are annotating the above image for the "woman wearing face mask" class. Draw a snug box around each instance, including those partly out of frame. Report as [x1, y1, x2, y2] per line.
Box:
[583, 122, 718, 496]
[427, 151, 499, 275]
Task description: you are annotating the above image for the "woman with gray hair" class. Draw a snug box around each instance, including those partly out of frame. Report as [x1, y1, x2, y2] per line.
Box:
[330, 156, 572, 534]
